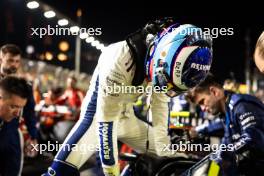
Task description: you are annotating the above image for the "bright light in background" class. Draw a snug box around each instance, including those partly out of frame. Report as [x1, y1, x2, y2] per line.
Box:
[91, 40, 99, 47]
[45, 51, 53, 60]
[59, 41, 70, 52]
[80, 32, 88, 39]
[26, 45, 35, 54]
[27, 1, 39, 9]
[44, 10, 56, 18]
[25, 1, 105, 51]
[57, 53, 68, 61]
[58, 19, 69, 26]
[70, 26, 80, 34]
[85, 37, 94, 43]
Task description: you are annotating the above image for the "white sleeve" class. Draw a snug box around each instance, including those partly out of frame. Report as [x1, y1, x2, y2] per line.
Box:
[96, 42, 131, 122]
[150, 92, 171, 156]
[151, 93, 188, 158]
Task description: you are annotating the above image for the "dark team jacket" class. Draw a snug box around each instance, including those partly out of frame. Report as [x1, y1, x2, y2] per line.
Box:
[222, 91, 264, 161]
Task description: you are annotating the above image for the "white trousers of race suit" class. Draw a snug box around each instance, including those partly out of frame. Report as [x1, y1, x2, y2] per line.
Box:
[57, 104, 171, 169]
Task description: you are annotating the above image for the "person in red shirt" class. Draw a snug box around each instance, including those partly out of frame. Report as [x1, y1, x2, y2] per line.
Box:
[57, 76, 84, 120]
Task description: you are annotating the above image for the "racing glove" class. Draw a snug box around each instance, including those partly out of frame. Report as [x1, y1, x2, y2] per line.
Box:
[103, 165, 120, 176]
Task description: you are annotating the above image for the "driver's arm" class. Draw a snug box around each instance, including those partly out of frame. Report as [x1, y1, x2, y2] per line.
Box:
[151, 92, 188, 158]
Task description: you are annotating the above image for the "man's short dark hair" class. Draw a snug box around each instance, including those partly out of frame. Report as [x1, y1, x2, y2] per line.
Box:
[186, 73, 222, 103]
[0, 76, 31, 99]
[0, 44, 22, 56]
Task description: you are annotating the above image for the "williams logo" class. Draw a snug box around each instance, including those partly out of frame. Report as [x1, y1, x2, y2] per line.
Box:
[101, 123, 110, 159]
[99, 122, 115, 165]
[191, 63, 211, 71]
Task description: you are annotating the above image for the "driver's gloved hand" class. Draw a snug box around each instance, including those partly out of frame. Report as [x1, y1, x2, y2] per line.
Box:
[211, 150, 239, 176]
[210, 150, 223, 165]
[210, 150, 235, 163]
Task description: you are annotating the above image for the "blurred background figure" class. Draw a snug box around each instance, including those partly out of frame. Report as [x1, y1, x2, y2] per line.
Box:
[33, 79, 42, 105]
[56, 76, 84, 121]
[35, 86, 76, 144]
